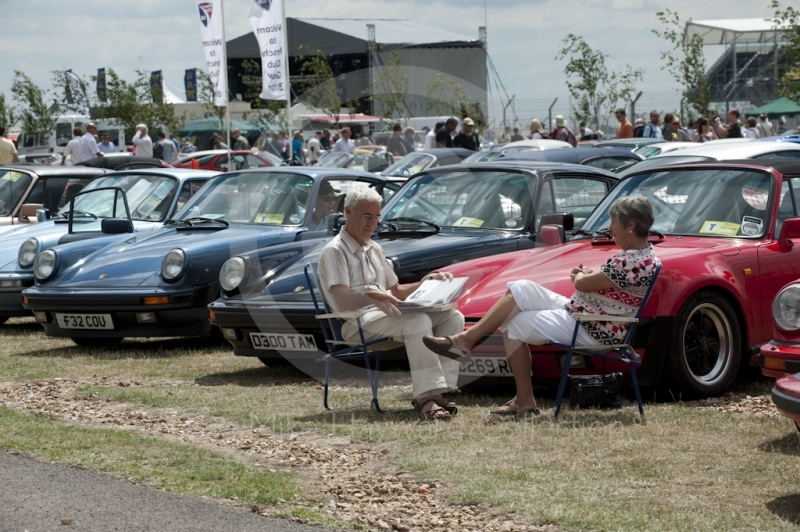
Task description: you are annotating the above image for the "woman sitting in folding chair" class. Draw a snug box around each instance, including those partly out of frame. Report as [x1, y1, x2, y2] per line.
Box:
[424, 196, 660, 416]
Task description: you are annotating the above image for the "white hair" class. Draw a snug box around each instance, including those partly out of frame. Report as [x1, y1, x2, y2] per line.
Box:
[136, 124, 148, 133]
[344, 186, 382, 212]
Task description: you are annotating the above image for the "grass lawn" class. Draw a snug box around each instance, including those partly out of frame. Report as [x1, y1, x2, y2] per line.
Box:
[2, 318, 800, 531]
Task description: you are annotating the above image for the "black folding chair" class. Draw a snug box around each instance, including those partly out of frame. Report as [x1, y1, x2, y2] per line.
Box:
[550, 263, 661, 418]
[304, 263, 406, 413]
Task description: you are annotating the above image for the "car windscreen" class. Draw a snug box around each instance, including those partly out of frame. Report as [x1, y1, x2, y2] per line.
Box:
[462, 146, 502, 163]
[175, 171, 313, 225]
[67, 174, 179, 221]
[0, 170, 33, 217]
[579, 167, 774, 238]
[382, 153, 436, 177]
[382, 169, 534, 230]
[314, 153, 350, 168]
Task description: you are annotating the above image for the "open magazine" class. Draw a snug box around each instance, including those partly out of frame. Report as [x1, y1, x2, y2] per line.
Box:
[397, 277, 468, 310]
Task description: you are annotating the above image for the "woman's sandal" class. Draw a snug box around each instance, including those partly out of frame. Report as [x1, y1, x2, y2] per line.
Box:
[412, 398, 452, 420]
[435, 398, 458, 415]
[422, 335, 470, 361]
[490, 399, 540, 417]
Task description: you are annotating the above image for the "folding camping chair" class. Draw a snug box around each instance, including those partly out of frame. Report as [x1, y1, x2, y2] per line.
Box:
[304, 263, 406, 413]
[550, 263, 661, 418]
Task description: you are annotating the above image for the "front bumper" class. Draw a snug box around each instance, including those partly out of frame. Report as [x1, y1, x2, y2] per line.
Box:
[208, 299, 668, 387]
[0, 273, 35, 317]
[773, 373, 800, 423]
[759, 341, 800, 378]
[23, 285, 216, 338]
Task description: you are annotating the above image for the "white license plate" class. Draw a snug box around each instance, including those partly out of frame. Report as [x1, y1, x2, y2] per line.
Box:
[55, 313, 114, 330]
[459, 356, 512, 377]
[249, 332, 318, 352]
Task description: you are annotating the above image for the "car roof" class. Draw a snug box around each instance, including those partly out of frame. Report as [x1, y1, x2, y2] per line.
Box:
[180, 150, 260, 157]
[688, 158, 800, 175]
[501, 147, 642, 163]
[0, 164, 107, 177]
[413, 148, 474, 157]
[502, 139, 573, 149]
[99, 168, 219, 180]
[651, 141, 800, 159]
[422, 160, 620, 179]
[231, 166, 392, 181]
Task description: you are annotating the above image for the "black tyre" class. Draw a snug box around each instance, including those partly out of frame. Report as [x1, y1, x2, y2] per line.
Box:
[0, 317, 8, 325]
[71, 337, 124, 348]
[665, 291, 741, 398]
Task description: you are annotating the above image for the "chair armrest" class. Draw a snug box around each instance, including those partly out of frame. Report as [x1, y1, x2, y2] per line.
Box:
[315, 306, 375, 320]
[571, 313, 639, 323]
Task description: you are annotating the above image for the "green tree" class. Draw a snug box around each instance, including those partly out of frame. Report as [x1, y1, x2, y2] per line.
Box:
[196, 69, 230, 134]
[295, 47, 342, 129]
[0, 94, 16, 128]
[90, 69, 176, 137]
[422, 74, 486, 130]
[770, 1, 800, 102]
[652, 10, 712, 118]
[369, 51, 409, 122]
[11, 71, 57, 141]
[555, 34, 643, 131]
[238, 59, 288, 134]
[51, 70, 91, 117]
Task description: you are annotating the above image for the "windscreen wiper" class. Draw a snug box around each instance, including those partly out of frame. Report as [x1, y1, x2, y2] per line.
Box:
[165, 217, 229, 227]
[70, 210, 98, 219]
[385, 217, 441, 232]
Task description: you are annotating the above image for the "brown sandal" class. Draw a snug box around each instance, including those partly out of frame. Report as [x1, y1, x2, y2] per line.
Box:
[490, 399, 540, 417]
[412, 398, 452, 420]
[422, 335, 470, 360]
[435, 398, 458, 415]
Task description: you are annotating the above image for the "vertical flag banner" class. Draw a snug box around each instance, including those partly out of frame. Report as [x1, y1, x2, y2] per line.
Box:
[150, 70, 164, 102]
[197, 0, 228, 107]
[185, 69, 198, 102]
[65, 70, 90, 116]
[96, 68, 107, 103]
[249, 0, 288, 100]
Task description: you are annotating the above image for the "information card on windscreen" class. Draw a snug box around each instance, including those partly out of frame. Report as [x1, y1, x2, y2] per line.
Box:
[397, 277, 468, 308]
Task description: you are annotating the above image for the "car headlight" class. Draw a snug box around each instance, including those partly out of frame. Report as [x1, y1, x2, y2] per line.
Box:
[773, 284, 800, 331]
[33, 249, 58, 281]
[220, 257, 246, 292]
[18, 238, 41, 268]
[161, 249, 187, 281]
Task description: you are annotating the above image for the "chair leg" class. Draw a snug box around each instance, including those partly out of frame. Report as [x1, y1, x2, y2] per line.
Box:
[553, 348, 574, 418]
[323, 356, 333, 411]
[370, 351, 383, 414]
[629, 362, 644, 417]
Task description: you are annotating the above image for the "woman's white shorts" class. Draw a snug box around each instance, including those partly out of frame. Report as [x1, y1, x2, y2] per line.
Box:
[502, 280, 595, 346]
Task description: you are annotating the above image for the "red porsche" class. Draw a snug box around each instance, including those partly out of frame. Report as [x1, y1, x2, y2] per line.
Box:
[440, 159, 800, 398]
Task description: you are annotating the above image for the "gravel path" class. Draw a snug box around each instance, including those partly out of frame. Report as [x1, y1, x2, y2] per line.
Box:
[0, 449, 320, 532]
[0, 378, 552, 532]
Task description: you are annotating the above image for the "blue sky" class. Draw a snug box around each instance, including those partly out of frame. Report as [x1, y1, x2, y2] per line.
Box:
[0, 0, 779, 127]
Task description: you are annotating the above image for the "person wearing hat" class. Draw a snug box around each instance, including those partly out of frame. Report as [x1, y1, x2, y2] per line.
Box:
[554, 115, 578, 147]
[529, 118, 545, 139]
[453, 117, 480, 151]
[308, 181, 340, 231]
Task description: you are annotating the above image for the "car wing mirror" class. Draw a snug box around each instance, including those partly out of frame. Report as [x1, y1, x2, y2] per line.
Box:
[101, 218, 134, 234]
[329, 213, 345, 235]
[539, 212, 575, 231]
[36, 207, 51, 222]
[778, 217, 800, 249]
[20, 203, 44, 222]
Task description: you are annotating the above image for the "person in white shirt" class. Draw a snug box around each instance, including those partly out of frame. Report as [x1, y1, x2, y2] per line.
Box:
[98, 132, 116, 154]
[424, 122, 444, 149]
[307, 131, 323, 164]
[332, 127, 354, 154]
[60, 127, 84, 165]
[78, 123, 103, 162]
[132, 124, 153, 158]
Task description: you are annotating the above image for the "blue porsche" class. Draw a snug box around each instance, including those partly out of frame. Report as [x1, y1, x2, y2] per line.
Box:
[22, 167, 399, 346]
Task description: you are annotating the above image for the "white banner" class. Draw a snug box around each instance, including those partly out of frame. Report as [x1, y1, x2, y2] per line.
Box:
[249, 0, 288, 101]
[197, 1, 227, 107]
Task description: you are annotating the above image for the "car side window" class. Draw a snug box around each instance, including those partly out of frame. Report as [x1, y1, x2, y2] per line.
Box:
[535, 180, 556, 230]
[54, 178, 95, 210]
[777, 179, 800, 235]
[753, 151, 800, 160]
[584, 157, 639, 172]
[552, 177, 610, 228]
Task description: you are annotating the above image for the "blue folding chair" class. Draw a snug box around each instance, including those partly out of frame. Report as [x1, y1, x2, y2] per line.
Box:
[551, 263, 661, 418]
[304, 263, 406, 413]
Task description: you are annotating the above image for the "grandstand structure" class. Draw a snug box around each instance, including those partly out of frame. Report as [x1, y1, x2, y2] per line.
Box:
[685, 19, 790, 112]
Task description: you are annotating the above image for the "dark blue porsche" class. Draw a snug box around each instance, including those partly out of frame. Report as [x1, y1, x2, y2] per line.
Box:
[22, 167, 399, 346]
[207, 161, 620, 364]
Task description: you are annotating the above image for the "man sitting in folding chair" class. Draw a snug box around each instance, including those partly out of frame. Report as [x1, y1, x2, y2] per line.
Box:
[318, 186, 464, 420]
[424, 196, 660, 416]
